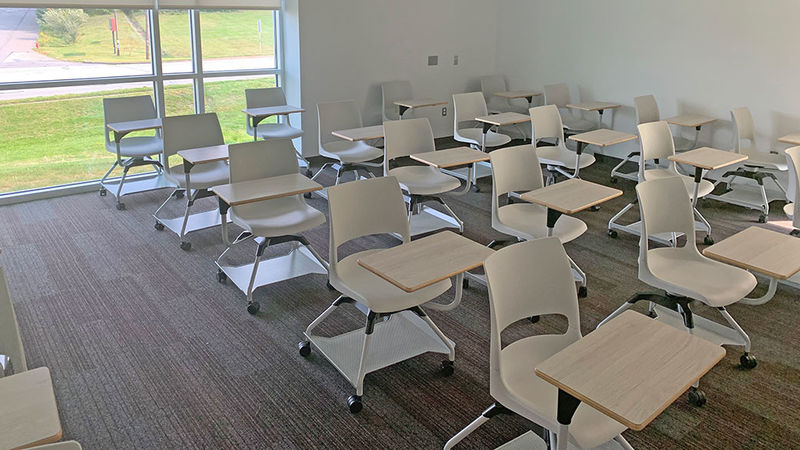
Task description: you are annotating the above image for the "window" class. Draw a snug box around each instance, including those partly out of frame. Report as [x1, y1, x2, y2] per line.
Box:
[0, 5, 281, 196]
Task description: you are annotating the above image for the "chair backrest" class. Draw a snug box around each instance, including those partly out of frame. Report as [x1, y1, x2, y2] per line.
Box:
[318, 100, 363, 149]
[381, 81, 413, 121]
[102, 95, 158, 144]
[327, 177, 410, 267]
[543, 83, 571, 108]
[636, 177, 699, 265]
[785, 146, 800, 227]
[162, 113, 224, 172]
[480, 74, 507, 102]
[0, 267, 27, 375]
[245, 87, 287, 109]
[530, 105, 565, 144]
[484, 238, 582, 394]
[383, 118, 435, 173]
[490, 145, 544, 228]
[453, 92, 488, 133]
[637, 121, 678, 181]
[731, 107, 756, 153]
[634, 95, 660, 125]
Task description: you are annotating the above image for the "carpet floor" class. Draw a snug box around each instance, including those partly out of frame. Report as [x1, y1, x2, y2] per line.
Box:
[1, 140, 799, 449]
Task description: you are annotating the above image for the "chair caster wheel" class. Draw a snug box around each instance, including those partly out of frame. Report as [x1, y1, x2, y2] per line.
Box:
[589, 205, 600, 212]
[440, 360, 454, 377]
[304, 192, 312, 199]
[647, 309, 658, 318]
[688, 388, 706, 407]
[577, 286, 587, 298]
[174, 191, 185, 199]
[298, 340, 311, 357]
[180, 241, 191, 251]
[154, 222, 165, 231]
[305, 168, 313, 178]
[247, 302, 260, 315]
[116, 202, 126, 211]
[758, 214, 767, 223]
[791, 230, 800, 237]
[703, 236, 714, 245]
[607, 229, 618, 238]
[99, 188, 107, 197]
[610, 177, 618, 184]
[529, 315, 540, 323]
[740, 353, 757, 369]
[462, 278, 469, 289]
[326, 280, 336, 291]
[216, 270, 227, 284]
[347, 395, 363, 414]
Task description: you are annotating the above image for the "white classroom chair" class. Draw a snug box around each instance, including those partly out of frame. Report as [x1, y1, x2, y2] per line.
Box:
[452, 92, 511, 151]
[444, 238, 631, 450]
[480, 75, 530, 140]
[709, 107, 788, 223]
[543, 83, 597, 134]
[299, 176, 456, 414]
[215, 139, 328, 315]
[383, 118, 464, 232]
[530, 105, 596, 182]
[611, 95, 693, 183]
[0, 266, 27, 376]
[488, 145, 588, 296]
[381, 80, 413, 121]
[154, 113, 229, 251]
[784, 146, 800, 233]
[608, 121, 715, 245]
[244, 87, 308, 175]
[100, 95, 164, 210]
[314, 100, 383, 186]
[600, 176, 758, 406]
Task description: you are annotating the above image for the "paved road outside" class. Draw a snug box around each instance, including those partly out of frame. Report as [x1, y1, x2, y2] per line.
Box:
[0, 8, 275, 101]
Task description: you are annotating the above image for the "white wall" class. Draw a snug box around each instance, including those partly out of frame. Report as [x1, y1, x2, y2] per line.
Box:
[285, 0, 499, 156]
[495, 0, 800, 165]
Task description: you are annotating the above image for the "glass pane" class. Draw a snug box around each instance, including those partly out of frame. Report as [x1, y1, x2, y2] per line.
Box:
[204, 75, 277, 143]
[0, 83, 156, 193]
[164, 79, 196, 116]
[0, 8, 153, 83]
[157, 10, 192, 74]
[199, 10, 275, 72]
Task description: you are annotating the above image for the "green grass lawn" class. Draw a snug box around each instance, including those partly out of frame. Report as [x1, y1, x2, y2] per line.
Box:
[0, 77, 276, 193]
[36, 10, 274, 64]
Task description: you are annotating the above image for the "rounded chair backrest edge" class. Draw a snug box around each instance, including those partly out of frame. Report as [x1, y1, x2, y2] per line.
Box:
[637, 121, 677, 181]
[731, 107, 755, 151]
[327, 177, 410, 263]
[480, 75, 507, 102]
[530, 105, 565, 143]
[636, 177, 697, 252]
[162, 113, 224, 160]
[102, 95, 157, 144]
[318, 100, 363, 148]
[383, 118, 435, 166]
[228, 139, 299, 184]
[634, 95, 660, 125]
[245, 87, 287, 108]
[381, 81, 412, 121]
[490, 144, 544, 198]
[453, 92, 488, 132]
[543, 83, 571, 108]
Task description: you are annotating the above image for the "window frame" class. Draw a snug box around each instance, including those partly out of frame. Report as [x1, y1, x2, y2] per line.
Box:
[0, 6, 282, 204]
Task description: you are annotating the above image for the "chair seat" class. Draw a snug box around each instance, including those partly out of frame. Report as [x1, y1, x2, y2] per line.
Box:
[165, 161, 229, 189]
[785, 202, 794, 219]
[536, 145, 596, 170]
[741, 148, 788, 171]
[249, 122, 304, 140]
[455, 128, 511, 148]
[389, 166, 461, 196]
[232, 197, 326, 238]
[105, 136, 162, 158]
[644, 169, 714, 198]
[641, 248, 757, 307]
[495, 203, 587, 244]
[330, 249, 451, 313]
[321, 140, 383, 164]
[561, 115, 597, 133]
[494, 336, 628, 449]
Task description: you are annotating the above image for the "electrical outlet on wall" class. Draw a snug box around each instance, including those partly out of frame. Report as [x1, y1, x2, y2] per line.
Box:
[441, 107, 447, 116]
[453, 55, 459, 65]
[428, 55, 438, 66]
